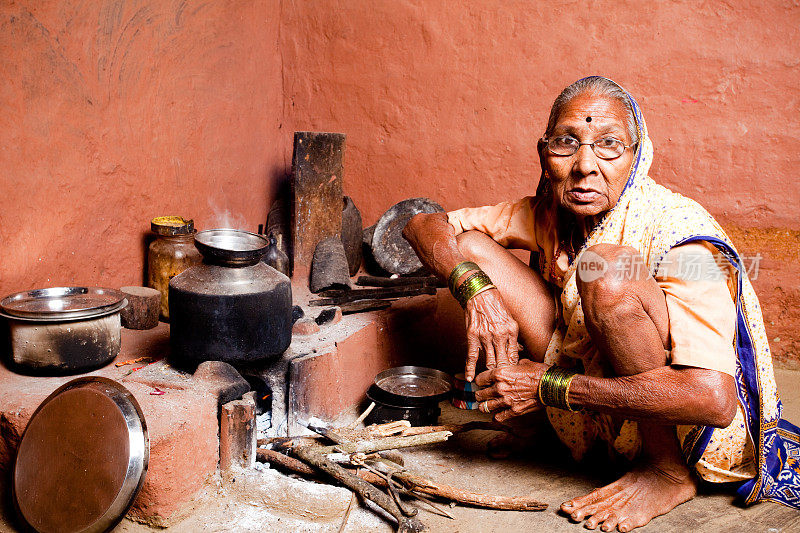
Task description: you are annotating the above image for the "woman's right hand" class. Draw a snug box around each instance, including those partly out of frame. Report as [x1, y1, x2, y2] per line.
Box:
[464, 288, 520, 381]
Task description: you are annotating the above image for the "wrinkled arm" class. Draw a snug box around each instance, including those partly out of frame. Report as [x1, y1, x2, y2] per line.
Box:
[569, 366, 738, 427]
[475, 362, 738, 427]
[402, 212, 464, 280]
[402, 212, 520, 380]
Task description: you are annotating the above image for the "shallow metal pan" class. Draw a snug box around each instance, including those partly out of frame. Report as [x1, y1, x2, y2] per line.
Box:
[13, 377, 149, 533]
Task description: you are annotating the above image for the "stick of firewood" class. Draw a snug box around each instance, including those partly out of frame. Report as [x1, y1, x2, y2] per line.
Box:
[353, 458, 455, 519]
[346, 401, 376, 429]
[275, 431, 453, 455]
[257, 436, 318, 448]
[356, 468, 546, 511]
[259, 420, 411, 449]
[256, 447, 316, 475]
[309, 422, 536, 511]
[399, 421, 514, 437]
[257, 446, 546, 513]
[365, 420, 412, 437]
[338, 492, 357, 533]
[292, 446, 425, 533]
[372, 458, 547, 511]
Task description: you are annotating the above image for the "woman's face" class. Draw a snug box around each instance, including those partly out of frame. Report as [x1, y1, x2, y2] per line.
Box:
[540, 92, 635, 219]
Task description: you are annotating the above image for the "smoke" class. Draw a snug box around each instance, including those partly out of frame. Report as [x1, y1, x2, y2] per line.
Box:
[206, 195, 249, 231]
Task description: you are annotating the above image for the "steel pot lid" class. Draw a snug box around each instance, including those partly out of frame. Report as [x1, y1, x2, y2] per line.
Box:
[194, 229, 269, 266]
[0, 287, 127, 322]
[13, 377, 149, 533]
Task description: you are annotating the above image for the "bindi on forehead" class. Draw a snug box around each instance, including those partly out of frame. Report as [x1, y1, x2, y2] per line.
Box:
[586, 116, 592, 123]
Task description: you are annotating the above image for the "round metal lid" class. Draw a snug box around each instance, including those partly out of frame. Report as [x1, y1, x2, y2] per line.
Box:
[194, 228, 269, 267]
[0, 287, 127, 322]
[371, 198, 444, 275]
[13, 377, 149, 533]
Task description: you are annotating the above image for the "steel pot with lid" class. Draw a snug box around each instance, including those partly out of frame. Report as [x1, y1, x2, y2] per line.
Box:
[168, 229, 292, 367]
[0, 287, 127, 374]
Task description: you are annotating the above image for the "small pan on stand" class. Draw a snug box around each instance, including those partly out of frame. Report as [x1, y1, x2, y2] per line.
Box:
[365, 366, 453, 426]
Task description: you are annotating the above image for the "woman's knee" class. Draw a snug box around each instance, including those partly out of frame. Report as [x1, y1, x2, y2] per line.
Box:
[577, 244, 648, 318]
[455, 230, 498, 263]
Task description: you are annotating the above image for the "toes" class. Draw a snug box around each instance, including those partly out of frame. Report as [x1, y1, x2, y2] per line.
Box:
[598, 513, 619, 532]
[568, 482, 624, 510]
[617, 515, 646, 532]
[571, 502, 605, 522]
[584, 510, 611, 530]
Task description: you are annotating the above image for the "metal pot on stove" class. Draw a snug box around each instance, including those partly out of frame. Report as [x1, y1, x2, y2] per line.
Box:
[168, 229, 292, 367]
[0, 287, 127, 374]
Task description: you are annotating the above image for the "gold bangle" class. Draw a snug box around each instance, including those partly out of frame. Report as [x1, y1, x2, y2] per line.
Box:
[448, 261, 480, 294]
[455, 271, 494, 308]
[563, 373, 577, 412]
[538, 366, 578, 411]
[470, 283, 496, 300]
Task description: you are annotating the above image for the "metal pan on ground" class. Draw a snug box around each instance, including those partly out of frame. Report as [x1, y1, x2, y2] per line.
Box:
[371, 365, 453, 408]
[13, 377, 149, 533]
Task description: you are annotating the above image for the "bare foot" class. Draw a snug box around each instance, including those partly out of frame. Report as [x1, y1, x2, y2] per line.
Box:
[560, 462, 698, 532]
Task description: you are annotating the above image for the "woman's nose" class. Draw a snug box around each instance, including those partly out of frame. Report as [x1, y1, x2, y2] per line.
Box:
[571, 144, 599, 177]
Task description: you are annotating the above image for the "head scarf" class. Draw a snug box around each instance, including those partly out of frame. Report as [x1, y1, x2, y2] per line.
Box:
[541, 77, 800, 508]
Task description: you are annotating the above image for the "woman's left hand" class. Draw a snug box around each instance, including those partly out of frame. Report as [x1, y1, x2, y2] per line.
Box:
[474, 359, 549, 422]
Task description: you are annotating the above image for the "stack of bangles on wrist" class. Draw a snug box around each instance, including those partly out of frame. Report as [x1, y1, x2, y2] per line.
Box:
[448, 261, 496, 308]
[538, 365, 579, 412]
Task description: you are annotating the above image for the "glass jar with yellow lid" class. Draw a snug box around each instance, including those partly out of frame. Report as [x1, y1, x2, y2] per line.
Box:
[147, 216, 201, 320]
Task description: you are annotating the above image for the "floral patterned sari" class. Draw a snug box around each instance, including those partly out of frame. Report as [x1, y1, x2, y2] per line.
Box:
[538, 77, 800, 508]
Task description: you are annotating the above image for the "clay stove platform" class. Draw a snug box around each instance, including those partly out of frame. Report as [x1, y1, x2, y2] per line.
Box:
[0, 323, 225, 527]
[281, 285, 465, 433]
[0, 288, 457, 528]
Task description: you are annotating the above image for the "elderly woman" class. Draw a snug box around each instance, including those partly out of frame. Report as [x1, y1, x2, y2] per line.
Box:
[403, 76, 800, 531]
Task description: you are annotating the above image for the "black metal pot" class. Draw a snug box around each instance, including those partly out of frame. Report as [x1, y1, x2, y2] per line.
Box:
[363, 366, 453, 426]
[169, 229, 292, 367]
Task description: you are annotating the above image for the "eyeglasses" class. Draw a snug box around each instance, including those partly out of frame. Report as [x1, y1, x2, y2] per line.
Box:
[543, 135, 636, 160]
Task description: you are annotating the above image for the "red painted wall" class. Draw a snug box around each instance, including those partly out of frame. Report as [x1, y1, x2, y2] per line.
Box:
[2, 1, 798, 361]
[280, 1, 800, 363]
[0, 0, 286, 293]
[281, 1, 799, 227]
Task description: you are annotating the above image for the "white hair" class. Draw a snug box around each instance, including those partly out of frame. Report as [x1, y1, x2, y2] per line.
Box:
[545, 76, 639, 144]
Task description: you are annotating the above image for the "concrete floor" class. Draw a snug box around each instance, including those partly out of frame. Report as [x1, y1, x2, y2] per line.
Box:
[108, 368, 800, 533]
